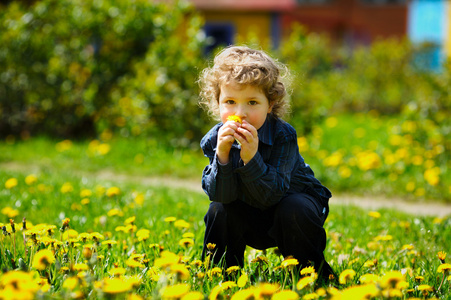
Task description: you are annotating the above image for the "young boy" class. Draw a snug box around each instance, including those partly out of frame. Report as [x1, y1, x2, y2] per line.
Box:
[198, 46, 334, 281]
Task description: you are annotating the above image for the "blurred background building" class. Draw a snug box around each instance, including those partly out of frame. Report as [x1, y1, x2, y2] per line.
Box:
[189, 0, 450, 68]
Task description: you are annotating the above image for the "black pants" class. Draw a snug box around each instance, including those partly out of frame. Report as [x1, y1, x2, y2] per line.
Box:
[202, 193, 333, 277]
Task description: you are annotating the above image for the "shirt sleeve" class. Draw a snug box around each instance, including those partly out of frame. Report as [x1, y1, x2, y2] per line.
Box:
[200, 126, 238, 203]
[201, 154, 238, 204]
[235, 136, 299, 210]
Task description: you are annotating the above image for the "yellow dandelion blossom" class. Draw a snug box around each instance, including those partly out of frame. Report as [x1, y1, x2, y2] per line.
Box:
[108, 267, 127, 277]
[281, 258, 299, 269]
[272, 290, 299, 300]
[300, 266, 315, 276]
[230, 288, 255, 300]
[179, 238, 194, 248]
[60, 182, 73, 193]
[79, 188, 92, 198]
[81, 198, 90, 205]
[62, 276, 79, 290]
[182, 232, 195, 239]
[237, 273, 249, 288]
[102, 277, 133, 294]
[339, 269, 356, 285]
[1, 207, 19, 218]
[379, 271, 405, 289]
[73, 263, 89, 272]
[297, 276, 315, 290]
[126, 259, 144, 269]
[125, 216, 136, 225]
[438, 251, 447, 262]
[359, 273, 379, 284]
[32, 249, 55, 270]
[424, 167, 440, 186]
[62, 229, 78, 240]
[338, 284, 379, 299]
[227, 115, 242, 124]
[174, 219, 190, 229]
[154, 251, 180, 268]
[208, 267, 223, 278]
[170, 264, 190, 280]
[374, 235, 393, 242]
[25, 174, 38, 185]
[164, 216, 177, 223]
[206, 243, 216, 251]
[161, 283, 190, 299]
[368, 211, 381, 219]
[2, 270, 40, 293]
[107, 208, 123, 217]
[255, 283, 280, 298]
[181, 291, 204, 300]
[417, 284, 433, 292]
[437, 263, 451, 274]
[226, 266, 240, 275]
[106, 186, 121, 197]
[5, 178, 18, 189]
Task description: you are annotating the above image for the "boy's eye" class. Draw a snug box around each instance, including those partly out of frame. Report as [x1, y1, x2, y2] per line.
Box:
[249, 101, 257, 105]
[225, 100, 235, 104]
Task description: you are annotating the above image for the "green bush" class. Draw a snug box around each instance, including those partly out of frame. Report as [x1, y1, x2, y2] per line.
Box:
[0, 0, 207, 141]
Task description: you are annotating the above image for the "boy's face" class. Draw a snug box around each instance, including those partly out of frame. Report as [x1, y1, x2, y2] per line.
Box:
[218, 82, 272, 130]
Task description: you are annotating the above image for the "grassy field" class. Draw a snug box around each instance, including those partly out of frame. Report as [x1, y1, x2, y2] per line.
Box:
[1, 167, 450, 299]
[1, 113, 450, 299]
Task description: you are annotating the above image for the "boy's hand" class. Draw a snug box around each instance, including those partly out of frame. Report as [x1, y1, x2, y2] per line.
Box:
[234, 120, 258, 164]
[216, 120, 240, 164]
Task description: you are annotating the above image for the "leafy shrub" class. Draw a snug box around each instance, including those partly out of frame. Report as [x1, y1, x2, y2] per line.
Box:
[0, 0, 207, 141]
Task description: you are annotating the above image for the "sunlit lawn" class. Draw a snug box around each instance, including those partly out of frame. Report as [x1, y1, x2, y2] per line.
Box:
[1, 168, 450, 299]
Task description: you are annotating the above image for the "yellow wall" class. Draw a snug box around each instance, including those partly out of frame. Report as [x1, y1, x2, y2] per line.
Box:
[203, 11, 272, 46]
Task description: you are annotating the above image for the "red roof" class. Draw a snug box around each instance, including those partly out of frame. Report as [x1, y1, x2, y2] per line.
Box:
[188, 0, 295, 11]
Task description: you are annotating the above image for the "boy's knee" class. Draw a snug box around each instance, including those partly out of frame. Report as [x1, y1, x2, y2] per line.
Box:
[275, 194, 323, 225]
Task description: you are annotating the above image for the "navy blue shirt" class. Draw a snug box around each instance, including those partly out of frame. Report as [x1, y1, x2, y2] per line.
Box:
[201, 115, 332, 210]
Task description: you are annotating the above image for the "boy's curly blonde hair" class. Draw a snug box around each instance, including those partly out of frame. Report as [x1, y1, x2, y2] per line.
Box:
[199, 46, 290, 120]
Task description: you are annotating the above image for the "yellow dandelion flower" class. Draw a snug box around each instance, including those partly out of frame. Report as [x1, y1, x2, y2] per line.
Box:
[226, 266, 240, 274]
[181, 291, 204, 300]
[107, 208, 123, 217]
[374, 235, 393, 242]
[339, 284, 379, 299]
[237, 273, 249, 288]
[179, 238, 194, 248]
[125, 216, 136, 225]
[32, 249, 55, 270]
[417, 284, 433, 292]
[2, 270, 40, 292]
[368, 211, 381, 219]
[79, 188, 92, 198]
[1, 207, 19, 218]
[424, 167, 440, 186]
[126, 259, 144, 269]
[164, 216, 177, 223]
[154, 251, 180, 268]
[62, 229, 78, 240]
[300, 266, 315, 276]
[174, 219, 191, 229]
[438, 251, 447, 262]
[62, 276, 79, 290]
[379, 271, 405, 289]
[208, 267, 223, 278]
[339, 269, 356, 285]
[5, 178, 18, 189]
[206, 243, 216, 251]
[359, 273, 379, 284]
[60, 182, 73, 193]
[272, 290, 299, 300]
[25, 174, 38, 185]
[437, 263, 451, 274]
[161, 283, 190, 299]
[73, 263, 89, 272]
[170, 264, 190, 280]
[81, 198, 90, 205]
[230, 288, 255, 300]
[255, 283, 280, 298]
[302, 293, 318, 300]
[297, 276, 315, 290]
[181, 232, 194, 239]
[106, 186, 121, 197]
[108, 267, 127, 276]
[433, 217, 444, 224]
[91, 232, 104, 242]
[281, 258, 299, 268]
[227, 115, 242, 124]
[102, 277, 133, 294]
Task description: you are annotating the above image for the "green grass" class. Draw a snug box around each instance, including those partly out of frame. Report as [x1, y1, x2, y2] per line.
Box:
[1, 167, 450, 299]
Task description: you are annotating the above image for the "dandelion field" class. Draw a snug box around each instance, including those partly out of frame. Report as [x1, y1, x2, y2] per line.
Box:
[1, 167, 451, 299]
[1, 112, 451, 299]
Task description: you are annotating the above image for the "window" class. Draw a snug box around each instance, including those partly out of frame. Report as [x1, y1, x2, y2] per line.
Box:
[204, 23, 235, 54]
